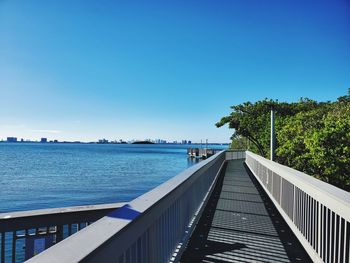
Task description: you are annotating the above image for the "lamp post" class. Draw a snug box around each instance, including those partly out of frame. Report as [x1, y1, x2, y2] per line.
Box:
[270, 106, 275, 161]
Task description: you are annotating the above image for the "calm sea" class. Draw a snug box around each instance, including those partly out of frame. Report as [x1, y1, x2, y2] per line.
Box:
[0, 143, 227, 213]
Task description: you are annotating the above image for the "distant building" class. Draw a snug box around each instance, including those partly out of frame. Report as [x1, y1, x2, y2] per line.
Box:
[53, 140, 58, 143]
[188, 140, 192, 144]
[40, 138, 47, 143]
[155, 139, 167, 144]
[20, 138, 24, 142]
[98, 139, 108, 144]
[7, 137, 17, 142]
[182, 140, 188, 144]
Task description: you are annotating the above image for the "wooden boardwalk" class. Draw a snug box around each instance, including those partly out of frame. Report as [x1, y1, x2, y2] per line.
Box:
[180, 159, 312, 263]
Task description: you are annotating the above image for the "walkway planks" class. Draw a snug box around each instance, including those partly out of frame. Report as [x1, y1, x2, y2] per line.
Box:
[180, 159, 312, 263]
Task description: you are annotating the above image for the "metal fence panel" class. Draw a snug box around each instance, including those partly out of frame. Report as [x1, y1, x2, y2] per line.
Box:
[245, 151, 350, 263]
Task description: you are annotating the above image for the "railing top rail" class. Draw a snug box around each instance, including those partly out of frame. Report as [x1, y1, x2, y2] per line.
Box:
[246, 151, 350, 220]
[0, 203, 126, 220]
[226, 149, 246, 152]
[0, 203, 126, 233]
[28, 150, 226, 263]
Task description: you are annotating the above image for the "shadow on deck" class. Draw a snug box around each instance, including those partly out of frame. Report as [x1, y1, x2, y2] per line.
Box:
[180, 159, 312, 263]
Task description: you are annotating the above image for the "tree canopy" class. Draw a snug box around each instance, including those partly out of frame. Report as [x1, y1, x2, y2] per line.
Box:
[216, 90, 350, 191]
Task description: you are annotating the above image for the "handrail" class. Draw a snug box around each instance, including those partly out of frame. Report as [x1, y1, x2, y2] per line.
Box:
[245, 151, 350, 263]
[225, 149, 245, 160]
[0, 203, 126, 233]
[27, 151, 229, 263]
[0, 203, 125, 263]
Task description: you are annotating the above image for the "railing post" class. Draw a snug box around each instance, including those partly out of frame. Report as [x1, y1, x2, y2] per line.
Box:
[293, 186, 296, 223]
[280, 175, 283, 205]
[56, 225, 64, 243]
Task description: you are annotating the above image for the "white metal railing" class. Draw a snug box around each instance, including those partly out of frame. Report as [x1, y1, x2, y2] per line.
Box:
[245, 151, 350, 263]
[0, 203, 125, 263]
[27, 150, 246, 263]
[225, 149, 245, 160]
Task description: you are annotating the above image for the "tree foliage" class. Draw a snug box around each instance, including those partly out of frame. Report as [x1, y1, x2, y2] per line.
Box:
[230, 135, 248, 149]
[216, 98, 319, 156]
[216, 90, 350, 191]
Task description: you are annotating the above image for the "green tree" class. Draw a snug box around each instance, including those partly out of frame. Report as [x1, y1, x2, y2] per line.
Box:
[215, 100, 276, 157]
[230, 135, 248, 150]
[306, 103, 350, 190]
[275, 105, 330, 173]
[216, 98, 319, 158]
[217, 90, 350, 191]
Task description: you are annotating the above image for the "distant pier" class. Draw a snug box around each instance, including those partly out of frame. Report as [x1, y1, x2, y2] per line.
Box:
[187, 148, 221, 159]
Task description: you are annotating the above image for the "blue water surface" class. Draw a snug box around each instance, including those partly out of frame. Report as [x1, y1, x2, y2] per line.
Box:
[0, 143, 226, 213]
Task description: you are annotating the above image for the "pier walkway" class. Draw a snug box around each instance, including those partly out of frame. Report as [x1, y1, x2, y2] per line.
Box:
[1, 150, 349, 263]
[181, 159, 311, 262]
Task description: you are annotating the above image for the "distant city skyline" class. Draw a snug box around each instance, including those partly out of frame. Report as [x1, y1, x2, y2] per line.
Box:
[1, 136, 219, 145]
[1, 1, 350, 143]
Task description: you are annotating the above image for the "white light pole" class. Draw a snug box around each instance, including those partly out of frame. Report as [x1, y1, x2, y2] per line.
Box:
[270, 106, 275, 161]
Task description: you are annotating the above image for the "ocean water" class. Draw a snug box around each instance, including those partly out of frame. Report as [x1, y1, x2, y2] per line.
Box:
[0, 143, 226, 213]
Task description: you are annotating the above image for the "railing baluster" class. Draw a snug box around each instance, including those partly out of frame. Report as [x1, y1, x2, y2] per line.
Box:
[341, 219, 347, 263]
[345, 221, 350, 263]
[56, 225, 63, 243]
[301, 192, 304, 236]
[1, 232, 5, 263]
[306, 194, 308, 239]
[12, 231, 16, 263]
[329, 211, 332, 263]
[317, 202, 321, 254]
[314, 199, 316, 247]
[323, 205, 327, 261]
[68, 224, 72, 236]
[333, 212, 336, 262]
[292, 185, 296, 223]
[334, 216, 338, 263]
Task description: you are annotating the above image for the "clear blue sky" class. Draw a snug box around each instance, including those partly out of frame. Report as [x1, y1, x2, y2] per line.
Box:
[1, 0, 349, 142]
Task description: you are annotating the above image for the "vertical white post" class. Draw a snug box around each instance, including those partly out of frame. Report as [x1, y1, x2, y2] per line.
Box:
[293, 186, 296, 223]
[318, 202, 321, 256]
[270, 107, 275, 161]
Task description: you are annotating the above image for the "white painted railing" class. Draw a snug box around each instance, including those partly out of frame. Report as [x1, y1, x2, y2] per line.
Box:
[245, 151, 350, 263]
[27, 150, 246, 263]
[0, 203, 126, 263]
[225, 149, 245, 160]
